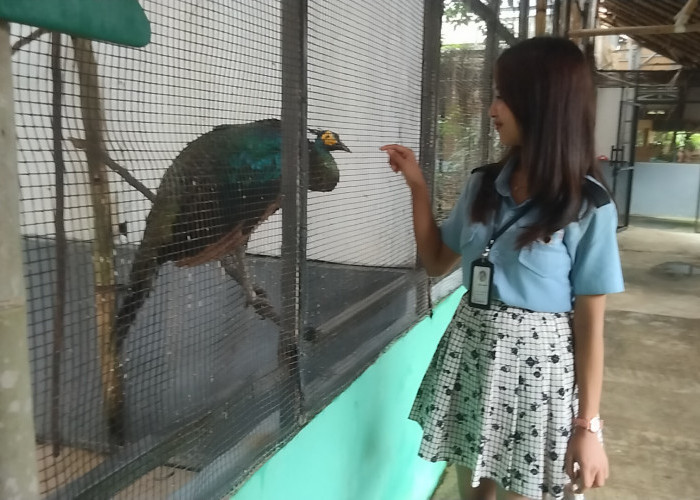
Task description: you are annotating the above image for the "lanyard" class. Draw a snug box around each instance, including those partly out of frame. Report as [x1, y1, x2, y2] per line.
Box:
[481, 202, 534, 259]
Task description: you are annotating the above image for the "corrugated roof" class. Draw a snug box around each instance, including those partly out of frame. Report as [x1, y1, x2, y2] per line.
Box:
[599, 0, 700, 68]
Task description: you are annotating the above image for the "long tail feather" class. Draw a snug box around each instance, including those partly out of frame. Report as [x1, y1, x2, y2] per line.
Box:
[114, 242, 161, 355]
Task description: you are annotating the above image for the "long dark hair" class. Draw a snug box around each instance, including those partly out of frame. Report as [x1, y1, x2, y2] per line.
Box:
[471, 37, 603, 246]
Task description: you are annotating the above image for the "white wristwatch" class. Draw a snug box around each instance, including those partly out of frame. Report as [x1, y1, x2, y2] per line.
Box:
[573, 415, 603, 433]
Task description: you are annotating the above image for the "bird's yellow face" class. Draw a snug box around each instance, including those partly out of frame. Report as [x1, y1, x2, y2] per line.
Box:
[311, 127, 350, 152]
[321, 131, 337, 147]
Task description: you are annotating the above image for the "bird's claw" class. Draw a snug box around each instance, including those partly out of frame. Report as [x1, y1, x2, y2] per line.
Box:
[248, 292, 280, 326]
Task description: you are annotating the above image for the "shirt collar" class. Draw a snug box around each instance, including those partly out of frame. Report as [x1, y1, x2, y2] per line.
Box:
[495, 156, 517, 198]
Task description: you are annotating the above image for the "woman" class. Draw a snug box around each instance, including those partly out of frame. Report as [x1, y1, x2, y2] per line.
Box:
[381, 37, 623, 500]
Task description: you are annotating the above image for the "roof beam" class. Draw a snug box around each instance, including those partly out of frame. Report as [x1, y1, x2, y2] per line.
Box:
[569, 22, 700, 37]
[675, 0, 699, 27]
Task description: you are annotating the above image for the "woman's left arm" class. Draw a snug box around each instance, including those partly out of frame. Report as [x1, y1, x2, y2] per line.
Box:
[565, 293, 609, 492]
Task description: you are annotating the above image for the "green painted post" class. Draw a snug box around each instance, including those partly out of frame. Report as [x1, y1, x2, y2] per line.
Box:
[0, 20, 40, 500]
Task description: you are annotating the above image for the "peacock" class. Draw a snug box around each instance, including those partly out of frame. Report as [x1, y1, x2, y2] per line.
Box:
[111, 119, 349, 442]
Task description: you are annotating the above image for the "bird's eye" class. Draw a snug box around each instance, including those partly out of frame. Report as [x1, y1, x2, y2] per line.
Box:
[321, 131, 337, 147]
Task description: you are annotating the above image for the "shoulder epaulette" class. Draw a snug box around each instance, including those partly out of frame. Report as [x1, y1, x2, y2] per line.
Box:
[584, 177, 612, 208]
[471, 162, 499, 175]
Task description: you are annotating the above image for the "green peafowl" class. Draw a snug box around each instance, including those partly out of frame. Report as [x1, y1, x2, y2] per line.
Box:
[111, 118, 348, 443]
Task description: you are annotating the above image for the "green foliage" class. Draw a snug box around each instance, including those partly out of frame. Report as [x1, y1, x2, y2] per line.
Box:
[444, 0, 474, 26]
[443, 0, 487, 39]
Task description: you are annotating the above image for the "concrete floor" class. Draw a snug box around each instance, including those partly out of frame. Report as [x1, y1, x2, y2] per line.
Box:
[431, 223, 700, 500]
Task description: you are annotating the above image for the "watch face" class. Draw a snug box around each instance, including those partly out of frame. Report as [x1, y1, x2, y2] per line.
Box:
[590, 417, 601, 433]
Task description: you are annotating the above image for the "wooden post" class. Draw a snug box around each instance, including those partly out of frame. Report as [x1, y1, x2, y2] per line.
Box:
[70, 37, 125, 445]
[0, 20, 40, 500]
[535, 0, 547, 35]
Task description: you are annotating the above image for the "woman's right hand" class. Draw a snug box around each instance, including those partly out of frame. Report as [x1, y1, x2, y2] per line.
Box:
[380, 144, 426, 190]
[380, 144, 459, 276]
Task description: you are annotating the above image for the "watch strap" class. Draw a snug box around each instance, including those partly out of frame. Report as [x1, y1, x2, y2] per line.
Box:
[573, 415, 603, 432]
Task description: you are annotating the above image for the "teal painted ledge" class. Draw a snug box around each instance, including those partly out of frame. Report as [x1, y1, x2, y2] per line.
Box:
[0, 0, 150, 47]
[231, 288, 465, 500]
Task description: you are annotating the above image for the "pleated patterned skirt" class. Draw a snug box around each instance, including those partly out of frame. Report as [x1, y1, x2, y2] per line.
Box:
[409, 295, 577, 500]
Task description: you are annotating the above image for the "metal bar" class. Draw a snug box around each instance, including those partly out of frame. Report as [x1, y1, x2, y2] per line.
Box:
[310, 272, 422, 339]
[586, 0, 600, 32]
[695, 167, 700, 233]
[50, 30, 67, 457]
[11, 27, 49, 54]
[615, 89, 627, 155]
[0, 20, 40, 500]
[624, 81, 640, 228]
[553, 0, 562, 36]
[417, 0, 443, 315]
[519, 0, 530, 39]
[464, 0, 518, 46]
[569, 22, 700, 37]
[279, 0, 307, 426]
[480, 0, 499, 165]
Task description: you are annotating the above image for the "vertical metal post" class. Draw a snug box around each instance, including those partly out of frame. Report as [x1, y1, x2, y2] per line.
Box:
[480, 0, 499, 165]
[564, 0, 572, 37]
[519, 0, 530, 40]
[552, 0, 562, 36]
[279, 0, 307, 425]
[50, 31, 67, 457]
[623, 80, 640, 229]
[0, 20, 40, 500]
[615, 91, 625, 152]
[581, 0, 600, 51]
[694, 169, 700, 233]
[417, 0, 444, 314]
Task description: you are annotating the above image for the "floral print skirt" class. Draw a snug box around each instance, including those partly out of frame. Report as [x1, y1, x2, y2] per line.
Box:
[409, 295, 577, 500]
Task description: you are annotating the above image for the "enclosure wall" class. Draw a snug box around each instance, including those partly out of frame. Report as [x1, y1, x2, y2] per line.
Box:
[230, 290, 463, 500]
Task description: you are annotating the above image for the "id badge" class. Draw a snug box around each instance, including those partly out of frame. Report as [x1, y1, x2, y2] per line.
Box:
[468, 258, 494, 309]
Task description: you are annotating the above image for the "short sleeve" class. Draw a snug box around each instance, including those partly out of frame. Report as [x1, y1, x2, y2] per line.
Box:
[439, 178, 473, 254]
[569, 202, 625, 295]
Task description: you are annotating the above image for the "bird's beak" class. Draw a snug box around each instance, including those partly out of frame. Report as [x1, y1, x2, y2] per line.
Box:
[339, 141, 351, 153]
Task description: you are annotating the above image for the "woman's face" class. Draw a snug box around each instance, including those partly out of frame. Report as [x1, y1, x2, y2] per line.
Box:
[489, 89, 522, 147]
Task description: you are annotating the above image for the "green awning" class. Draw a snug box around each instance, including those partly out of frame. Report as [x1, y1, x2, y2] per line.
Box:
[0, 0, 150, 47]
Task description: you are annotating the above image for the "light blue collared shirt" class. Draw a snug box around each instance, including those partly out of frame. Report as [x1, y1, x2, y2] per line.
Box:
[440, 160, 625, 312]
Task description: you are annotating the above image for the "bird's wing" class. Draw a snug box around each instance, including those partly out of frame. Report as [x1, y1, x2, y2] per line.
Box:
[167, 125, 284, 264]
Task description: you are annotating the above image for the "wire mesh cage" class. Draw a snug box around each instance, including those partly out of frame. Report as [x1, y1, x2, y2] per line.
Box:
[300, 0, 426, 413]
[4, 0, 531, 496]
[8, 0, 444, 497]
[436, 2, 509, 224]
